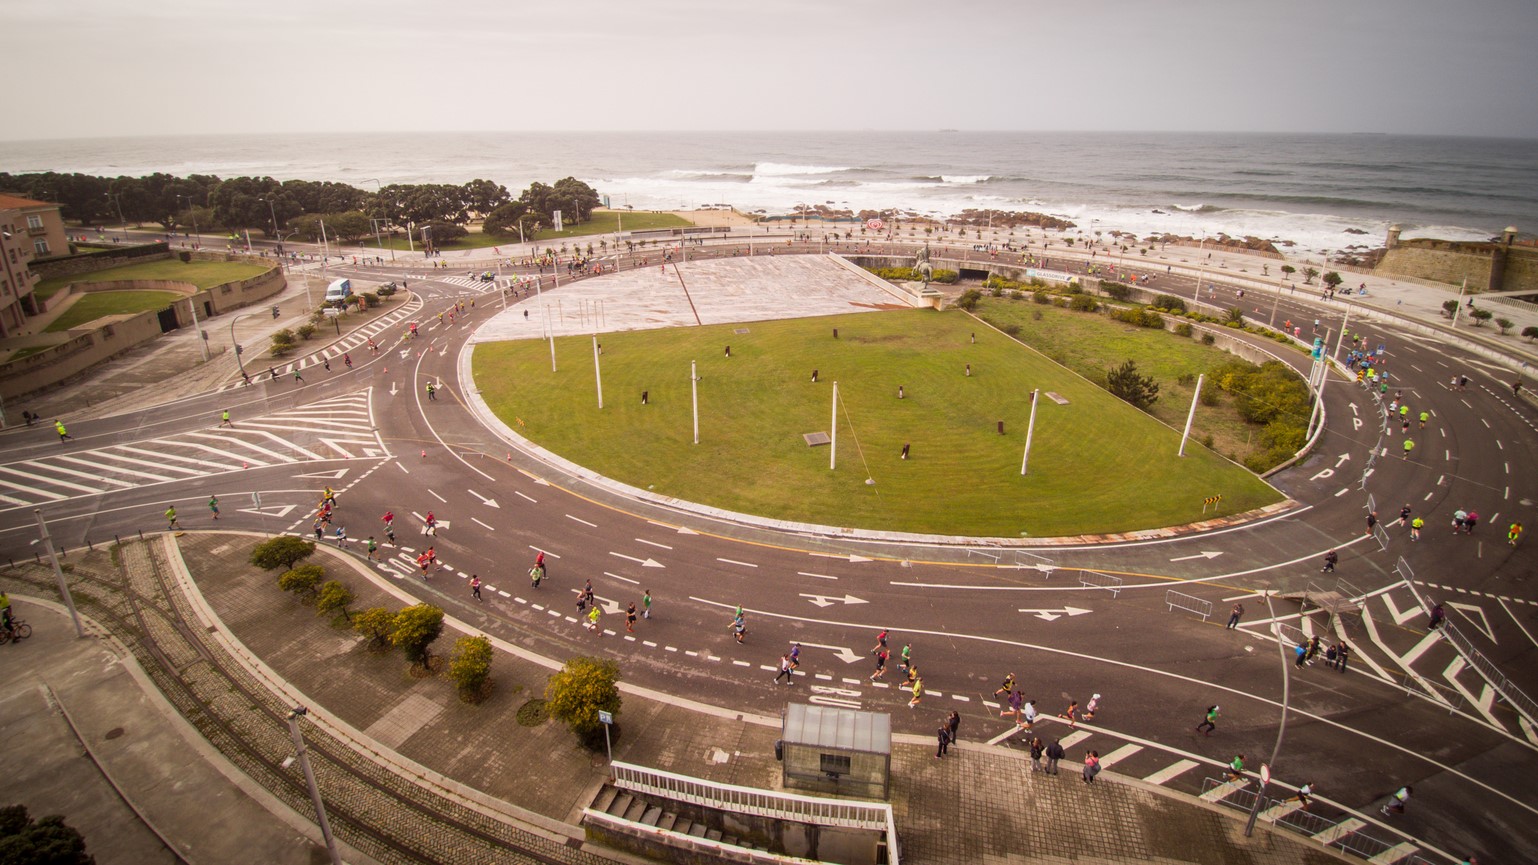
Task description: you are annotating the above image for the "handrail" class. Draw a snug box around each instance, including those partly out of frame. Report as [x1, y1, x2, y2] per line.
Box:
[610, 761, 899, 864]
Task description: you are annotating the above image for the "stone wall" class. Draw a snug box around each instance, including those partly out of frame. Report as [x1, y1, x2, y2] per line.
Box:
[32, 242, 171, 279]
[0, 310, 164, 401]
[1376, 245, 1493, 289]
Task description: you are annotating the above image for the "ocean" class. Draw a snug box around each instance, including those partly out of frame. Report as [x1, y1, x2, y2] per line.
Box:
[3, 131, 1535, 254]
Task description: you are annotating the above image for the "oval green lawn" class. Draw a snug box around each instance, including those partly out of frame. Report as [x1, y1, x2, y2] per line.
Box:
[473, 309, 1282, 537]
[46, 291, 184, 332]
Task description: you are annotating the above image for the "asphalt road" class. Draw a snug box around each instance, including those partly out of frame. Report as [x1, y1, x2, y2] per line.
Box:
[1, 238, 1533, 863]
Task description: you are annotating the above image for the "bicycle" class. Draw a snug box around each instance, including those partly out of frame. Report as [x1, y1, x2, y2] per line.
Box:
[0, 618, 33, 645]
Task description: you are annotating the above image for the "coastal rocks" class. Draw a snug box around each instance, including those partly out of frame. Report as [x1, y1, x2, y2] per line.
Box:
[949, 209, 1076, 231]
[1343, 228, 1369, 235]
[1331, 246, 1386, 269]
[1143, 233, 1283, 255]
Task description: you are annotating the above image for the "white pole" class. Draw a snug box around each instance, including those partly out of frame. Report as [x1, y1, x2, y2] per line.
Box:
[34, 509, 85, 638]
[829, 381, 838, 470]
[547, 307, 556, 372]
[592, 336, 603, 409]
[187, 298, 210, 362]
[1451, 278, 1467, 327]
[691, 361, 699, 445]
[1178, 374, 1205, 457]
[1309, 361, 1330, 438]
[1021, 389, 1039, 475]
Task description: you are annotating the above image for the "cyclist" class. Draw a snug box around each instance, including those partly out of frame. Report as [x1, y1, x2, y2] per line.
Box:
[0, 590, 12, 633]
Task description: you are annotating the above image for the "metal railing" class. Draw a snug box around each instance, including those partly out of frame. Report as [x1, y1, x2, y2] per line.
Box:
[1077, 570, 1122, 597]
[1440, 620, 1538, 726]
[1388, 671, 1466, 714]
[1200, 777, 1434, 864]
[1164, 589, 1213, 621]
[609, 761, 899, 862]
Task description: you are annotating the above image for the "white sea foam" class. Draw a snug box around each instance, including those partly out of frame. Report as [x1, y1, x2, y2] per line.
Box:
[941, 175, 991, 184]
[753, 162, 850, 176]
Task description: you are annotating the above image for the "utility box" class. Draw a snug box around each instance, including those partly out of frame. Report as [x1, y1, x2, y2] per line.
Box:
[781, 703, 891, 800]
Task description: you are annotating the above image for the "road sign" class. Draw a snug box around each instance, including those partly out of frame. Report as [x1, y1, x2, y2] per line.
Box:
[598, 710, 613, 725]
[252, 492, 261, 508]
[1260, 763, 1271, 785]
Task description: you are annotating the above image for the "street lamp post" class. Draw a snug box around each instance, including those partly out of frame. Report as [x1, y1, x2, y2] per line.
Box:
[229, 311, 260, 378]
[365, 179, 393, 261]
[285, 707, 343, 865]
[106, 192, 128, 238]
[176, 194, 201, 249]
[1243, 590, 1293, 837]
[259, 197, 280, 244]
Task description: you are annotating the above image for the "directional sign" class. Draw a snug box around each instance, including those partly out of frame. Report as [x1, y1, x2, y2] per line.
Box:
[609, 551, 665, 568]
[798, 593, 868, 608]
[1015, 606, 1092, 622]
[1169, 551, 1223, 562]
[467, 489, 500, 508]
[795, 642, 864, 664]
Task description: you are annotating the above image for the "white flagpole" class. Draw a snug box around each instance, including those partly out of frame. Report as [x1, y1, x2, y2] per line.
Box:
[1179, 374, 1205, 457]
[1021, 389, 1039, 475]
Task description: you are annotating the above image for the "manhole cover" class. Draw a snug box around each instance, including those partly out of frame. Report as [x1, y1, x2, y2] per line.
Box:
[734, 327, 750, 334]
[104, 727, 125, 740]
[802, 432, 831, 447]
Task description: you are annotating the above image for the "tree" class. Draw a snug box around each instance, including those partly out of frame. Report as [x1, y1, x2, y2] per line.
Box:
[1495, 317, 1514, 336]
[269, 328, 296, 356]
[0, 804, 95, 864]
[1280, 264, 1296, 280]
[316, 580, 354, 618]
[1301, 267, 1319, 285]
[1322, 271, 1343, 290]
[449, 635, 494, 702]
[461, 179, 511, 216]
[1106, 359, 1159, 409]
[551, 177, 602, 224]
[391, 604, 445, 665]
[545, 656, 621, 740]
[1470, 308, 1494, 327]
[955, 288, 983, 311]
[278, 564, 326, 600]
[420, 221, 467, 250]
[353, 607, 396, 649]
[1523, 325, 1538, 342]
[1442, 300, 1461, 318]
[1226, 306, 1245, 324]
[250, 536, 316, 570]
[483, 201, 530, 238]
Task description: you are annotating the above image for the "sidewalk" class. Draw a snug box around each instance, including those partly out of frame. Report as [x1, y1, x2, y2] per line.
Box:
[0, 600, 353, 865]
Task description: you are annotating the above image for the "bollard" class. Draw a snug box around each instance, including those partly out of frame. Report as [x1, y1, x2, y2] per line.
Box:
[725, 345, 731, 357]
[115, 534, 121, 547]
[138, 529, 144, 541]
[997, 420, 1005, 435]
[833, 328, 839, 339]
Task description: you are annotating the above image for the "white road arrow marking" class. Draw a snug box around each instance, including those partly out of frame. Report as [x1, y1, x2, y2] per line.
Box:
[1335, 453, 1351, 467]
[609, 551, 665, 568]
[390, 381, 398, 396]
[795, 641, 865, 665]
[644, 520, 699, 535]
[1448, 601, 1496, 642]
[1349, 403, 1359, 416]
[798, 593, 869, 608]
[810, 552, 874, 563]
[467, 489, 500, 508]
[238, 504, 297, 518]
[1169, 551, 1224, 562]
[1380, 593, 1423, 626]
[1015, 606, 1093, 622]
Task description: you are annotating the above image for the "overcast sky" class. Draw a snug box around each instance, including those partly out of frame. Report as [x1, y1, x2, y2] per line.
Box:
[5, 0, 1536, 140]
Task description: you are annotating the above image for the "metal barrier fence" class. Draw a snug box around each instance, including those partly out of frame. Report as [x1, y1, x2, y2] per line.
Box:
[1388, 671, 1467, 714]
[1440, 620, 1538, 726]
[1335, 577, 1365, 601]
[1078, 570, 1123, 597]
[1371, 523, 1391, 552]
[965, 548, 1000, 564]
[1164, 589, 1213, 622]
[1200, 777, 1433, 864]
[1272, 621, 1308, 649]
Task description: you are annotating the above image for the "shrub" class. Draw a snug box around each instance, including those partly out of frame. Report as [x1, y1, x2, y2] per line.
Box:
[1442, 300, 1460, 317]
[1069, 294, 1099, 313]
[449, 635, 495, 702]
[391, 604, 445, 665]
[1496, 317, 1514, 335]
[353, 607, 396, 649]
[1102, 280, 1132, 301]
[1010, 290, 1024, 300]
[1225, 307, 1244, 324]
[1156, 294, 1187, 313]
[360, 292, 379, 306]
[1523, 325, 1538, 341]
[1106, 359, 1159, 409]
[1032, 290, 1051, 305]
[269, 328, 296, 356]
[1174, 322, 1194, 337]
[250, 536, 316, 570]
[545, 656, 621, 741]
[316, 580, 354, 618]
[1200, 386, 1221, 407]
[1201, 333, 1216, 345]
[295, 323, 317, 340]
[931, 269, 959, 284]
[1000, 323, 1021, 337]
[955, 288, 982, 311]
[1470, 308, 1493, 327]
[0, 805, 93, 865]
[990, 285, 1004, 297]
[278, 564, 325, 599]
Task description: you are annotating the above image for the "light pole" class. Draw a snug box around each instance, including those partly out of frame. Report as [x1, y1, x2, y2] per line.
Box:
[258, 197, 281, 241]
[365, 179, 393, 261]
[176, 194, 201, 248]
[105, 192, 128, 238]
[229, 311, 260, 378]
[285, 707, 343, 865]
[1243, 590, 1292, 837]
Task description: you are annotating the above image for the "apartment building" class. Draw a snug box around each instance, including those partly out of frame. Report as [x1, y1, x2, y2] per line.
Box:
[0, 193, 67, 338]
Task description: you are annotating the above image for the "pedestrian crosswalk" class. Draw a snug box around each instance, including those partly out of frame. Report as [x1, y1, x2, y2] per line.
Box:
[216, 296, 423, 392]
[0, 391, 388, 511]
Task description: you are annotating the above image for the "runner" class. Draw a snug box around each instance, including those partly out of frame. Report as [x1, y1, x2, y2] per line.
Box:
[424, 511, 437, 535]
[1510, 521, 1524, 546]
[530, 559, 545, 588]
[788, 642, 801, 671]
[1059, 700, 1079, 727]
[165, 505, 179, 529]
[993, 672, 1017, 698]
[871, 628, 889, 655]
[1000, 688, 1023, 723]
[54, 420, 72, 442]
[1397, 504, 1412, 527]
[773, 653, 794, 685]
[425, 382, 437, 401]
[220, 409, 232, 427]
[416, 550, 433, 580]
[907, 677, 924, 709]
[729, 613, 747, 644]
[625, 602, 637, 633]
[366, 536, 378, 561]
[1021, 699, 1038, 730]
[587, 605, 603, 635]
[1084, 693, 1102, 721]
[469, 575, 483, 602]
[642, 588, 652, 618]
[1195, 705, 1219, 736]
[869, 647, 889, 681]
[208, 495, 220, 520]
[1411, 516, 1424, 541]
[1320, 549, 1338, 573]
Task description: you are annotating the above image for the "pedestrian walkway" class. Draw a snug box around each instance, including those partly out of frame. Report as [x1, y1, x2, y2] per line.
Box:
[0, 390, 387, 512]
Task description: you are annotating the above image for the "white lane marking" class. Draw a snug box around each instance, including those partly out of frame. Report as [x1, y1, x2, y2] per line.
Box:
[33, 458, 139, 487]
[1059, 730, 1092, 749]
[566, 514, 598, 527]
[635, 538, 673, 550]
[514, 490, 536, 503]
[685, 594, 1538, 815]
[798, 571, 839, 580]
[1497, 440, 1504, 449]
[716, 557, 759, 568]
[1143, 760, 1200, 785]
[1098, 744, 1143, 767]
[604, 571, 639, 585]
[986, 727, 1023, 746]
[1482, 418, 1491, 428]
[0, 464, 104, 494]
[397, 462, 410, 474]
[429, 489, 447, 503]
[471, 517, 495, 531]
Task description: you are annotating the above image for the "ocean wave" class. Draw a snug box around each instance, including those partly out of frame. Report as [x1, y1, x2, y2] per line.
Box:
[753, 161, 851, 177]
[664, 168, 753, 180]
[1169, 203, 1221, 213]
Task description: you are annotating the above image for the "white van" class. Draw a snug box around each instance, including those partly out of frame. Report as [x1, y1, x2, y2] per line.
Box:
[324, 278, 352, 305]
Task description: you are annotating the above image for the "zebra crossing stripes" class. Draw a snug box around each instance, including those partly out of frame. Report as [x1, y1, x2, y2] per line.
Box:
[216, 296, 423, 392]
[0, 390, 389, 511]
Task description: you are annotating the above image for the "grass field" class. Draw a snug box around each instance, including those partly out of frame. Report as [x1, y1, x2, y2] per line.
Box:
[473, 309, 1281, 537]
[970, 297, 1293, 466]
[46, 291, 183, 332]
[361, 212, 692, 252]
[35, 259, 269, 301]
